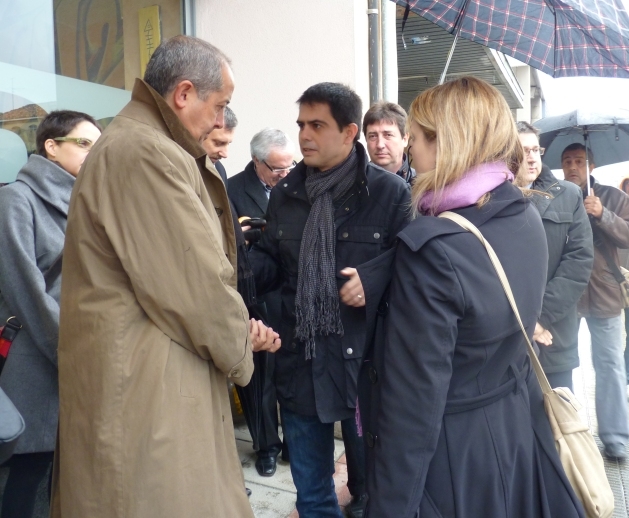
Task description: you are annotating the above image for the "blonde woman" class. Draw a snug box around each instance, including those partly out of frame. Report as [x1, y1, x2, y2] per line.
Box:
[357, 77, 585, 518]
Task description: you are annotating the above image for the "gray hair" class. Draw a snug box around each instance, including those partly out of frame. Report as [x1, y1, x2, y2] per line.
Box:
[250, 128, 294, 161]
[224, 106, 238, 131]
[144, 35, 231, 100]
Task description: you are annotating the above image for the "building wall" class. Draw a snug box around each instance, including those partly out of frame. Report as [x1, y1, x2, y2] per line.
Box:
[195, 0, 370, 175]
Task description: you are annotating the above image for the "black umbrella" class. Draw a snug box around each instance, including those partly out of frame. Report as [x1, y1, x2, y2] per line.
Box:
[536, 109, 629, 194]
[235, 302, 269, 450]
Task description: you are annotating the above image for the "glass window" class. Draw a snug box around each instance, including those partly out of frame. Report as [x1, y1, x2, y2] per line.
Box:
[0, 0, 184, 183]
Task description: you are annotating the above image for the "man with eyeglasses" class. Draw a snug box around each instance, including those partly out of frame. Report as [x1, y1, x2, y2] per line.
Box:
[227, 128, 295, 478]
[561, 142, 629, 460]
[228, 128, 295, 215]
[515, 122, 593, 397]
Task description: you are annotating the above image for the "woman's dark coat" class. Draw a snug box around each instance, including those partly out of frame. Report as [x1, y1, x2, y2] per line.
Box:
[250, 143, 410, 423]
[0, 155, 74, 454]
[357, 182, 585, 518]
[530, 165, 593, 374]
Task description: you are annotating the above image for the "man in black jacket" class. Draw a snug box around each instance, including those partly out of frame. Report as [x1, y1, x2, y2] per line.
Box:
[227, 128, 295, 478]
[516, 122, 593, 391]
[202, 105, 237, 183]
[250, 83, 410, 518]
[562, 142, 629, 459]
[363, 101, 415, 184]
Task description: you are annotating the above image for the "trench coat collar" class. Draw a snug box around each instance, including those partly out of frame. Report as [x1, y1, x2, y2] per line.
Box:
[276, 142, 370, 205]
[16, 154, 75, 216]
[125, 79, 206, 160]
[399, 181, 526, 252]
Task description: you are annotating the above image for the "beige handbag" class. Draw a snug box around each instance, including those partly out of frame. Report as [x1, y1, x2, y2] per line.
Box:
[439, 211, 614, 518]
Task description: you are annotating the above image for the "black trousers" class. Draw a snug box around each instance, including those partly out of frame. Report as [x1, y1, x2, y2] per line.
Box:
[1, 451, 53, 518]
[546, 370, 574, 392]
[624, 307, 629, 383]
[237, 350, 283, 458]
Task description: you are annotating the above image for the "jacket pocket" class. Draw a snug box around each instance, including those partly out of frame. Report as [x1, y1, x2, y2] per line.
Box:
[173, 342, 204, 398]
[336, 225, 387, 273]
[277, 224, 303, 275]
[541, 210, 573, 224]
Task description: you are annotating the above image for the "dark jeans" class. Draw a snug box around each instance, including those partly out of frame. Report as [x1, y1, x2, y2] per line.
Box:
[1, 451, 53, 518]
[546, 370, 574, 392]
[280, 406, 344, 518]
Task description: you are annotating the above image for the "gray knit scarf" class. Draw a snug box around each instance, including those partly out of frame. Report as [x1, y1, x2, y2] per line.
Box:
[295, 148, 359, 359]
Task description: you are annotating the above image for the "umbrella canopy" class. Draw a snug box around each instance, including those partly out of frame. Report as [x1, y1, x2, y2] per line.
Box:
[397, 0, 629, 78]
[536, 109, 629, 168]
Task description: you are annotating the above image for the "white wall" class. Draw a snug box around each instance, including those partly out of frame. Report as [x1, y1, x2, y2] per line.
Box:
[196, 0, 370, 176]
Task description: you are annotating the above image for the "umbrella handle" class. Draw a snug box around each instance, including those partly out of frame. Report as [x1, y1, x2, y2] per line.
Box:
[439, 0, 471, 85]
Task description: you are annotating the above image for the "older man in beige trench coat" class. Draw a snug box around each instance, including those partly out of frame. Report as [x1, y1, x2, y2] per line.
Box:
[50, 37, 273, 517]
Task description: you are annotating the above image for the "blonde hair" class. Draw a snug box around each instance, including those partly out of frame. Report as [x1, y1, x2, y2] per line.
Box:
[408, 77, 523, 216]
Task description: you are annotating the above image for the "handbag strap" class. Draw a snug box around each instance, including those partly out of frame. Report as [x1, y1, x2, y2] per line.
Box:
[438, 211, 553, 395]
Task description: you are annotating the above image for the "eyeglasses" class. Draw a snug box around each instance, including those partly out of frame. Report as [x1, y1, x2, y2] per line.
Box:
[523, 147, 545, 156]
[53, 137, 94, 150]
[263, 160, 297, 174]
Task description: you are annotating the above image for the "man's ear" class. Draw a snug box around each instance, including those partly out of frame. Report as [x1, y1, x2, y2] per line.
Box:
[344, 123, 359, 144]
[168, 80, 195, 110]
[402, 133, 409, 147]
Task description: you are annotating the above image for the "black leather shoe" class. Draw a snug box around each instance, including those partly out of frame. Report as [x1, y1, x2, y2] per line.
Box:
[245, 487, 252, 497]
[346, 493, 368, 518]
[255, 454, 278, 477]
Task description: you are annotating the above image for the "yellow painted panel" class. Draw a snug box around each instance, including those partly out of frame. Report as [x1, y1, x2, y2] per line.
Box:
[138, 5, 161, 78]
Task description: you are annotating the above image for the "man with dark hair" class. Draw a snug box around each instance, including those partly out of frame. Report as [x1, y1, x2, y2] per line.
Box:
[51, 36, 281, 517]
[515, 122, 593, 392]
[363, 101, 415, 184]
[250, 82, 411, 517]
[203, 105, 237, 182]
[562, 142, 629, 460]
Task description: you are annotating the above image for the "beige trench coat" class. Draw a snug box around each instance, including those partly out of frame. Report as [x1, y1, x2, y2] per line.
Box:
[50, 80, 254, 518]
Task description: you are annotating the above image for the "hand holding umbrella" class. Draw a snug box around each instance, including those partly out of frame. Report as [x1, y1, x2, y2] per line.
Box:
[584, 188, 603, 219]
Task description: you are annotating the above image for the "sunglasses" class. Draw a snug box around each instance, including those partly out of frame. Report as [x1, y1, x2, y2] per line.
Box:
[53, 137, 94, 150]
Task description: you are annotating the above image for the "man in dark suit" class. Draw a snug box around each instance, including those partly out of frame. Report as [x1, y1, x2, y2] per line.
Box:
[203, 106, 237, 183]
[228, 128, 296, 218]
[227, 128, 295, 477]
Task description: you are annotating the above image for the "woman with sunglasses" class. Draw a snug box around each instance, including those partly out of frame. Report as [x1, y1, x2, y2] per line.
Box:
[0, 110, 101, 517]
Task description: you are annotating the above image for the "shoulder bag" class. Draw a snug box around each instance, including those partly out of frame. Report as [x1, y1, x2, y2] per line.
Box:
[439, 210, 614, 518]
[0, 252, 63, 375]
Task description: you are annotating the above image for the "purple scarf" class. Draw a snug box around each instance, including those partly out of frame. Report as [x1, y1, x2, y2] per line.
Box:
[418, 162, 514, 215]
